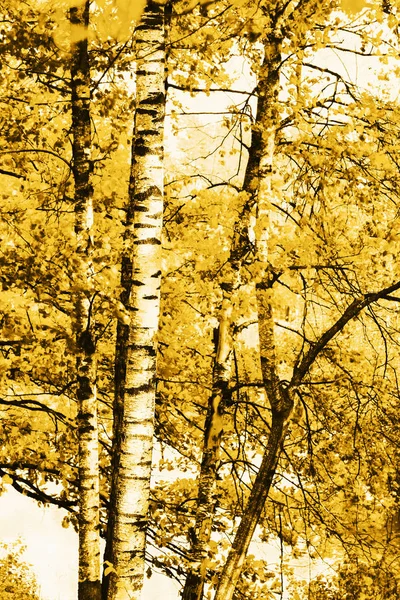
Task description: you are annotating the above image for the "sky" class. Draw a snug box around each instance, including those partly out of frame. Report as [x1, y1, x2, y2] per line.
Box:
[0, 487, 77, 600]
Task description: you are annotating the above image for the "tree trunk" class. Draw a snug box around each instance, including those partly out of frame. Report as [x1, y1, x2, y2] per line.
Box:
[181, 291, 234, 600]
[70, 2, 101, 599]
[182, 20, 286, 600]
[105, 2, 166, 599]
[102, 291, 130, 600]
[102, 146, 134, 600]
[213, 25, 287, 600]
[213, 410, 287, 600]
[214, 286, 293, 600]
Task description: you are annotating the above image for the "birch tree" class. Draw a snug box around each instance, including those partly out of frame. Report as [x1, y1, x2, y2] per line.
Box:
[211, 2, 400, 598]
[104, 2, 167, 599]
[2, 1, 400, 597]
[70, 1, 101, 598]
[181, 2, 315, 597]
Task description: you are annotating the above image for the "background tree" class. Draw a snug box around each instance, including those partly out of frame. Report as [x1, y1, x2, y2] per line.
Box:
[70, 1, 101, 598]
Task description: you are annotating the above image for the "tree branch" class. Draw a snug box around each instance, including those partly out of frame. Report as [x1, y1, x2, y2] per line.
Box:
[0, 397, 73, 427]
[0, 148, 71, 169]
[0, 467, 77, 511]
[0, 168, 26, 179]
[291, 279, 400, 385]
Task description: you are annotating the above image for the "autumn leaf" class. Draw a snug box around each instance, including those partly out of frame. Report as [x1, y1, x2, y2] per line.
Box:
[340, 0, 369, 13]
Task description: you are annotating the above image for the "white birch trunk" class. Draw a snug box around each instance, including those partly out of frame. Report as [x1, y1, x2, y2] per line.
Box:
[213, 29, 289, 600]
[181, 290, 234, 600]
[70, 2, 101, 599]
[106, 2, 166, 599]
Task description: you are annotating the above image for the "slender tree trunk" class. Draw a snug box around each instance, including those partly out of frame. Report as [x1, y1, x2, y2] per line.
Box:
[213, 10, 400, 588]
[213, 411, 287, 600]
[213, 304, 292, 600]
[182, 22, 286, 600]
[70, 2, 101, 599]
[181, 88, 265, 598]
[213, 27, 288, 600]
[102, 147, 133, 600]
[181, 290, 234, 600]
[105, 2, 166, 599]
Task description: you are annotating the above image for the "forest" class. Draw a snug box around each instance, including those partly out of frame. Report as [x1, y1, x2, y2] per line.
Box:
[1, 0, 400, 598]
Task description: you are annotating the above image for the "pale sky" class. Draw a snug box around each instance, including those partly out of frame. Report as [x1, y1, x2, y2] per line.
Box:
[0, 488, 77, 600]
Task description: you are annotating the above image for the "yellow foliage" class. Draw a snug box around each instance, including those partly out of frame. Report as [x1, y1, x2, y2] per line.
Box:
[61, 516, 70, 528]
[340, 0, 368, 14]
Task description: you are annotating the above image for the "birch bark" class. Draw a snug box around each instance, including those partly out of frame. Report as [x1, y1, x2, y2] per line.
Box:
[182, 15, 287, 600]
[214, 3, 336, 595]
[181, 168, 262, 600]
[213, 25, 288, 600]
[70, 2, 101, 599]
[105, 2, 166, 599]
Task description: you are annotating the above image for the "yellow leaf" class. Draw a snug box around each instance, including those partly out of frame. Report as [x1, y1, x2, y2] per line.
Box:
[104, 561, 116, 576]
[70, 24, 88, 44]
[340, 0, 368, 13]
[122, 0, 147, 22]
[61, 516, 70, 529]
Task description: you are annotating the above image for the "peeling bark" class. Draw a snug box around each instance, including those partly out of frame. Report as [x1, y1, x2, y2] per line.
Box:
[70, 2, 101, 599]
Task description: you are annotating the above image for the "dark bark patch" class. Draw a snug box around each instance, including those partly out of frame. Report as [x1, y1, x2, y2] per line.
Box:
[134, 143, 162, 158]
[131, 279, 145, 286]
[125, 382, 154, 395]
[124, 433, 153, 442]
[134, 237, 161, 245]
[134, 186, 163, 203]
[151, 270, 162, 278]
[138, 129, 159, 136]
[143, 294, 158, 300]
[120, 473, 151, 482]
[78, 330, 96, 355]
[140, 92, 165, 105]
[78, 580, 101, 600]
[78, 411, 94, 420]
[136, 107, 158, 117]
[135, 459, 153, 467]
[137, 12, 163, 30]
[146, 211, 163, 219]
[128, 343, 156, 356]
[77, 377, 94, 401]
[78, 423, 96, 434]
[135, 143, 152, 157]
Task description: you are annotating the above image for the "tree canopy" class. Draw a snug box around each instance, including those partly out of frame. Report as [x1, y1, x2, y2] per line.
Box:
[1, 0, 400, 599]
